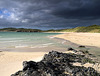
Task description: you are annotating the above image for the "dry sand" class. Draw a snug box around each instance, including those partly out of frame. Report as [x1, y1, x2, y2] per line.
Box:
[0, 51, 47, 76]
[73, 62, 100, 72]
[54, 32, 100, 48]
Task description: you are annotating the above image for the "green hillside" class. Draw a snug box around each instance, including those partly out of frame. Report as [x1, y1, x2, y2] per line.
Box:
[0, 28, 42, 32]
[0, 25, 100, 33]
[47, 25, 100, 33]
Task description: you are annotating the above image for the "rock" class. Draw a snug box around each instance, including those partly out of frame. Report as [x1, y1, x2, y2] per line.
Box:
[79, 46, 86, 48]
[11, 51, 100, 76]
[67, 48, 77, 53]
[23, 61, 38, 71]
[68, 48, 74, 51]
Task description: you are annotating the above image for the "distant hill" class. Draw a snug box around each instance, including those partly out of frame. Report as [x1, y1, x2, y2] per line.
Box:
[47, 25, 100, 33]
[0, 25, 100, 33]
[0, 28, 42, 32]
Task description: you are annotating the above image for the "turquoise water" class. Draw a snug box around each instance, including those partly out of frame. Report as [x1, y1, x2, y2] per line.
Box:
[0, 32, 100, 59]
[0, 32, 67, 52]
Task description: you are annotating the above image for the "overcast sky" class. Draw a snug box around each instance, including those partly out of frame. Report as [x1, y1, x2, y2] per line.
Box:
[0, 0, 100, 30]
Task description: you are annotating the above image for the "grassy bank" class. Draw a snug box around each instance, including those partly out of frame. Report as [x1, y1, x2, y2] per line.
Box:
[46, 25, 100, 33]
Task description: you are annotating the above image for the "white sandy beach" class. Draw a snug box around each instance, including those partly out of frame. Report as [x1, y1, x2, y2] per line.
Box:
[0, 32, 100, 76]
[54, 32, 100, 48]
[1, 51, 100, 76]
[0, 52, 47, 76]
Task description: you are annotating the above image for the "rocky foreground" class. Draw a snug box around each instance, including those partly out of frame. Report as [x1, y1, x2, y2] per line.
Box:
[11, 48, 100, 76]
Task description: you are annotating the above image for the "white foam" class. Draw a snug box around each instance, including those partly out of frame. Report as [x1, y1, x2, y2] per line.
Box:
[31, 43, 53, 48]
[42, 43, 53, 45]
[0, 38, 24, 40]
[48, 36, 55, 39]
[31, 45, 47, 48]
[15, 45, 28, 48]
[30, 46, 39, 48]
[0, 40, 23, 43]
[62, 41, 66, 44]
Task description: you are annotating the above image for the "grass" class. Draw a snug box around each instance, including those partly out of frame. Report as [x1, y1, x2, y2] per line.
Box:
[47, 25, 100, 33]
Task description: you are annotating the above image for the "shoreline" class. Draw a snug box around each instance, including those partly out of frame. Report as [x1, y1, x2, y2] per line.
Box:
[52, 32, 100, 61]
[53, 32, 100, 48]
[0, 32, 100, 76]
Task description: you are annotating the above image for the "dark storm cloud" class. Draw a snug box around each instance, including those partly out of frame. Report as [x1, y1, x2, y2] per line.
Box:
[0, 0, 100, 30]
[51, 0, 100, 20]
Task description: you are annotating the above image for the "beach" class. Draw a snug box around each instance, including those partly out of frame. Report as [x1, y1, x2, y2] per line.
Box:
[0, 52, 47, 76]
[54, 32, 100, 48]
[0, 32, 100, 76]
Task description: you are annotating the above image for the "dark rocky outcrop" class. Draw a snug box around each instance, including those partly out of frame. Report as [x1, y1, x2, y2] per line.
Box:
[79, 46, 86, 48]
[11, 51, 100, 76]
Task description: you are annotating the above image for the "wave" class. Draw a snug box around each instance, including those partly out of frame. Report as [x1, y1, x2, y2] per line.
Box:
[42, 43, 53, 45]
[48, 36, 55, 39]
[14, 43, 53, 49]
[0, 38, 24, 40]
[31, 43, 53, 48]
[15, 45, 28, 48]
[31, 46, 47, 48]
[0, 40, 24, 43]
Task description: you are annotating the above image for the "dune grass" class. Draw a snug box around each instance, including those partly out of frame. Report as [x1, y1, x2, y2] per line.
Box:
[47, 25, 100, 33]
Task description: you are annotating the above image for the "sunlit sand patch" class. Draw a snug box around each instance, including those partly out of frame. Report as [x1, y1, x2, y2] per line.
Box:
[73, 62, 100, 72]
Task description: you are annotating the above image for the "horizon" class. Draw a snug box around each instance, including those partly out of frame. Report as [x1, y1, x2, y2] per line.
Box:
[0, 0, 100, 30]
[0, 24, 100, 31]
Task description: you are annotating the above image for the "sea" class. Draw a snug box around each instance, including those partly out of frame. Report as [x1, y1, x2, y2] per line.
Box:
[0, 32, 69, 52]
[0, 32, 100, 60]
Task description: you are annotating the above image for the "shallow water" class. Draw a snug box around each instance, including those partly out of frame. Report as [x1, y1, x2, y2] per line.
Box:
[0, 32, 67, 52]
[53, 37, 100, 61]
[0, 32, 100, 60]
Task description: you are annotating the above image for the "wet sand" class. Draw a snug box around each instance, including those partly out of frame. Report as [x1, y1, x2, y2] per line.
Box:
[54, 32, 100, 48]
[54, 32, 100, 61]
